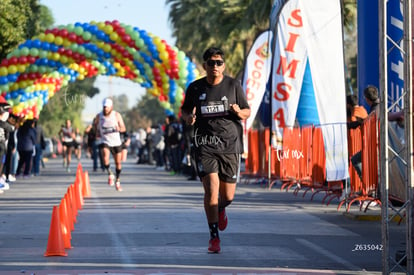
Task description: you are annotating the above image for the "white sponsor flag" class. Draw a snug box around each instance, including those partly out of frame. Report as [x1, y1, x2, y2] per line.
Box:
[242, 30, 273, 130]
[270, 0, 348, 180]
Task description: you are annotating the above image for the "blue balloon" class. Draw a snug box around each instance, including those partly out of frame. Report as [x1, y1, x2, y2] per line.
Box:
[32, 39, 42, 48]
[0, 77, 8, 85]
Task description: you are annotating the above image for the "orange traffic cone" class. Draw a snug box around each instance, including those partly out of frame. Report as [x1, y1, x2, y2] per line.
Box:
[76, 164, 84, 194]
[59, 198, 72, 249]
[44, 206, 68, 257]
[64, 193, 74, 231]
[74, 180, 84, 210]
[69, 185, 78, 222]
[82, 171, 91, 198]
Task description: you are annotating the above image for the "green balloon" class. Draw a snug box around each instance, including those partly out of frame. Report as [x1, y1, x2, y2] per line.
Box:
[66, 24, 75, 33]
[74, 26, 84, 36]
[82, 31, 92, 41]
[30, 65, 38, 72]
[29, 48, 39, 57]
[20, 47, 30, 56]
[77, 46, 85, 54]
[39, 51, 48, 59]
[136, 38, 144, 48]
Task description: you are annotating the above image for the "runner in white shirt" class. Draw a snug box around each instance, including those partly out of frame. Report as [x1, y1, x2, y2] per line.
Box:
[94, 98, 126, 191]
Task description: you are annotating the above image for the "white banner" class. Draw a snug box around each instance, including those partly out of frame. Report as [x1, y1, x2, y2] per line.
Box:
[270, 0, 348, 180]
[242, 30, 273, 130]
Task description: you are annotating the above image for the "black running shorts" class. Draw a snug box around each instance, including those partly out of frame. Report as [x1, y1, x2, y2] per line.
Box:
[195, 151, 240, 183]
[100, 143, 123, 155]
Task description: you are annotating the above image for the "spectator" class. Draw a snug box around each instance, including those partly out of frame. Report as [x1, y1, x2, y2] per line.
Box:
[153, 124, 165, 170]
[0, 103, 14, 191]
[32, 120, 46, 176]
[121, 131, 131, 162]
[183, 123, 197, 180]
[346, 94, 368, 129]
[3, 113, 20, 184]
[136, 127, 147, 164]
[145, 126, 155, 165]
[350, 85, 379, 182]
[165, 115, 183, 175]
[16, 119, 36, 178]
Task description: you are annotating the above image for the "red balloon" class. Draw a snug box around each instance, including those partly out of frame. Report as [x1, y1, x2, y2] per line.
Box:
[122, 34, 131, 43]
[27, 56, 36, 64]
[68, 33, 77, 42]
[116, 27, 126, 36]
[18, 56, 28, 64]
[0, 59, 8, 66]
[76, 37, 84, 44]
[72, 53, 81, 61]
[19, 73, 28, 80]
[51, 28, 59, 35]
[9, 57, 18, 65]
[60, 29, 69, 38]
[112, 20, 120, 27]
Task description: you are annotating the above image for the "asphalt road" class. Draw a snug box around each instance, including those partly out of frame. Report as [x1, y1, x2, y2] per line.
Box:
[0, 156, 407, 275]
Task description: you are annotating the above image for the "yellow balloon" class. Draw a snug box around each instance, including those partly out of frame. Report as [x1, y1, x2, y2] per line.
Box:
[17, 64, 26, 73]
[10, 83, 19, 91]
[159, 51, 169, 61]
[0, 67, 8, 76]
[19, 80, 28, 89]
[60, 56, 68, 64]
[8, 65, 17, 74]
[63, 39, 71, 47]
[27, 112, 34, 120]
[103, 44, 112, 52]
[110, 32, 119, 41]
[45, 33, 55, 43]
[104, 24, 113, 34]
[97, 22, 106, 30]
[54, 36, 63, 45]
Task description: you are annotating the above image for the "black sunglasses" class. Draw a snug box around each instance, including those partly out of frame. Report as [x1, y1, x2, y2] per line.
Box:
[206, 59, 224, 67]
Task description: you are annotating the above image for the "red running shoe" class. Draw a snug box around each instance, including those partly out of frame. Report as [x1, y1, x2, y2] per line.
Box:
[208, 237, 221, 253]
[218, 208, 228, 231]
[108, 174, 115, 186]
[115, 179, 122, 192]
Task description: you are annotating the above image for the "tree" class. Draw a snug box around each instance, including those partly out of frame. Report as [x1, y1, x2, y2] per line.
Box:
[112, 94, 130, 115]
[0, 0, 53, 60]
[124, 94, 166, 131]
[167, 0, 357, 80]
[166, 0, 271, 77]
[39, 77, 99, 137]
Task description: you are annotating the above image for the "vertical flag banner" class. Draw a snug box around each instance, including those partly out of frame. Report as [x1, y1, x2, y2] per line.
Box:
[242, 30, 273, 130]
[387, 0, 404, 111]
[270, 0, 348, 181]
[357, 0, 379, 109]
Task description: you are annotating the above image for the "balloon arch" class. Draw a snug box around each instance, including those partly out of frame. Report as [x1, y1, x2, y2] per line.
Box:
[0, 20, 199, 120]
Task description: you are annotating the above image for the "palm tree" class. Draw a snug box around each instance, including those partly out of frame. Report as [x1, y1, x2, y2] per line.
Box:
[166, 0, 272, 77]
[166, 0, 356, 83]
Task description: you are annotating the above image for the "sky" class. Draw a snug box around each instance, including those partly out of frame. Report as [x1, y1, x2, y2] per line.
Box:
[39, 0, 176, 124]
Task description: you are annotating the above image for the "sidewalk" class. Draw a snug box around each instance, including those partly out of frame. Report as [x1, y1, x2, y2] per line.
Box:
[0, 157, 406, 275]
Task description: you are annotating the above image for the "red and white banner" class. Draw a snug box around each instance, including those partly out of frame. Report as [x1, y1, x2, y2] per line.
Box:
[242, 30, 273, 130]
[270, 0, 348, 180]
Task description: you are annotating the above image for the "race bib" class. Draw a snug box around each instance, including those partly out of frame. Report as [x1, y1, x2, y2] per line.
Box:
[200, 101, 227, 117]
